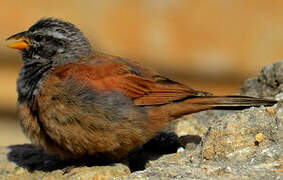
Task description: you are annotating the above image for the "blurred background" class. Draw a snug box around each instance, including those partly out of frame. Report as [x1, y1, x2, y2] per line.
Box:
[1, 0, 283, 146]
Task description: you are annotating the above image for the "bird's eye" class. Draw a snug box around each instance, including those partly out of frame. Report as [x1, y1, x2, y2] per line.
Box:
[34, 35, 44, 42]
[45, 36, 52, 42]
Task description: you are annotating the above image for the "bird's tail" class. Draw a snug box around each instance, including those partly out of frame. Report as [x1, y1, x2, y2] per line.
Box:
[184, 95, 277, 107]
[150, 95, 277, 122]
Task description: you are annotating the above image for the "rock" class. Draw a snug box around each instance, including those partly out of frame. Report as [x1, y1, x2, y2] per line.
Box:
[201, 104, 282, 161]
[241, 60, 283, 100]
[0, 61, 282, 179]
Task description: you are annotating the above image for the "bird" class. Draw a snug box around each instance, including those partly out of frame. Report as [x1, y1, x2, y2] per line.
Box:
[7, 18, 277, 162]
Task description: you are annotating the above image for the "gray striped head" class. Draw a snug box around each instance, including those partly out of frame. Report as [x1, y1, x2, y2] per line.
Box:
[19, 18, 93, 64]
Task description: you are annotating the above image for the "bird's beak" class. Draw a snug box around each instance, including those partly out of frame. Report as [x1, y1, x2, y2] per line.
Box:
[6, 31, 31, 50]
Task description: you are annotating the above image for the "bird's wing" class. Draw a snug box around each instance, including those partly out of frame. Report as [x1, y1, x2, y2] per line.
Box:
[50, 56, 210, 106]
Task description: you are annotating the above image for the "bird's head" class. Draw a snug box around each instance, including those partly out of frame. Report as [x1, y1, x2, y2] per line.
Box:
[7, 18, 93, 64]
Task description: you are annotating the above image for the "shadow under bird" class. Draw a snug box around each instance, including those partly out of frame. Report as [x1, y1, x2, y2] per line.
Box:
[7, 18, 277, 162]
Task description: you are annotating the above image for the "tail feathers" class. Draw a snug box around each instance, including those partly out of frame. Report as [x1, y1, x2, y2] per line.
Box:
[184, 95, 277, 107]
[164, 95, 278, 119]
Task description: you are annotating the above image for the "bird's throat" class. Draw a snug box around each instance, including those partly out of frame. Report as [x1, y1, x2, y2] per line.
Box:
[17, 60, 53, 106]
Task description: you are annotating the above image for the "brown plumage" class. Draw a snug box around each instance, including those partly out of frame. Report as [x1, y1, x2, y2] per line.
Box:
[7, 18, 277, 162]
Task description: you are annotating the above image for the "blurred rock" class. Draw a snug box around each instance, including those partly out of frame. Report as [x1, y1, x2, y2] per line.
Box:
[241, 60, 283, 100]
[0, 61, 282, 179]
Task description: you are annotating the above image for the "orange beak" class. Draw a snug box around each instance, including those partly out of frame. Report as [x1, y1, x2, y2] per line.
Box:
[7, 31, 31, 50]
